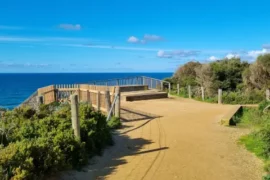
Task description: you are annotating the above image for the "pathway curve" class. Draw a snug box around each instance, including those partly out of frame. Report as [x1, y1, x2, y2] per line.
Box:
[60, 97, 263, 180]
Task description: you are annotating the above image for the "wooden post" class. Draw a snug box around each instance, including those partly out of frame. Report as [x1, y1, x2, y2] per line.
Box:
[201, 87, 205, 101]
[105, 90, 111, 115]
[150, 78, 153, 89]
[266, 89, 270, 101]
[218, 89, 222, 104]
[161, 82, 163, 91]
[188, 85, 191, 98]
[87, 90, 91, 104]
[71, 94, 80, 141]
[168, 83, 171, 93]
[97, 91, 100, 111]
[114, 87, 120, 118]
[36, 95, 44, 105]
[177, 84, 180, 95]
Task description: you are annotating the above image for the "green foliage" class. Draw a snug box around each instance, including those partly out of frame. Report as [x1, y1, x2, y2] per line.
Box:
[0, 103, 114, 179]
[239, 106, 270, 178]
[210, 58, 249, 91]
[108, 117, 122, 129]
[173, 61, 201, 87]
[170, 55, 270, 104]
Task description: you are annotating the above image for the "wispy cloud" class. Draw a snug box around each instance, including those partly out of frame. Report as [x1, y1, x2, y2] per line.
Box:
[0, 25, 23, 30]
[0, 61, 52, 68]
[157, 50, 200, 59]
[0, 36, 39, 42]
[0, 36, 95, 43]
[127, 34, 164, 44]
[65, 44, 160, 51]
[59, 24, 81, 30]
[144, 34, 163, 41]
[157, 50, 172, 58]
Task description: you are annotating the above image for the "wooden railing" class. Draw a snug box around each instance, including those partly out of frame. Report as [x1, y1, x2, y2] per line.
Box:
[37, 84, 117, 114]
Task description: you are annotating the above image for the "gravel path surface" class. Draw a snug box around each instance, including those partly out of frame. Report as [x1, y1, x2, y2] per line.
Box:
[58, 97, 263, 180]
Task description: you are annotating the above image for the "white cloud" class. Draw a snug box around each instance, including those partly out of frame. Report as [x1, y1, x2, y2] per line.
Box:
[59, 24, 81, 30]
[127, 34, 163, 44]
[127, 36, 140, 43]
[247, 48, 269, 58]
[157, 50, 172, 58]
[144, 34, 163, 41]
[225, 53, 240, 59]
[208, 56, 219, 61]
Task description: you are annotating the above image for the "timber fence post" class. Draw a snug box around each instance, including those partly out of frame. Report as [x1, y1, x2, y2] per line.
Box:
[188, 85, 191, 99]
[201, 87, 205, 101]
[114, 87, 121, 118]
[37, 95, 44, 105]
[71, 94, 80, 141]
[105, 90, 111, 115]
[218, 89, 222, 104]
[177, 84, 180, 95]
[266, 89, 270, 101]
[97, 91, 100, 111]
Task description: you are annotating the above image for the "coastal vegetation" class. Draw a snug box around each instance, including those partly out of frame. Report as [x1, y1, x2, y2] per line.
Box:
[166, 54, 270, 104]
[167, 54, 270, 178]
[239, 101, 270, 179]
[0, 103, 121, 180]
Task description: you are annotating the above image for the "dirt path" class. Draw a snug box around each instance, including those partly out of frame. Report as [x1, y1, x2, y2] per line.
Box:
[60, 97, 263, 180]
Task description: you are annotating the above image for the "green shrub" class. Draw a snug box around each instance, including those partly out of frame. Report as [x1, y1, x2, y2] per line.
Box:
[108, 117, 122, 129]
[0, 103, 114, 179]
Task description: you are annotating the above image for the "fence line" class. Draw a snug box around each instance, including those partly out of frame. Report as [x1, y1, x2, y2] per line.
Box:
[88, 76, 171, 92]
[174, 83, 270, 104]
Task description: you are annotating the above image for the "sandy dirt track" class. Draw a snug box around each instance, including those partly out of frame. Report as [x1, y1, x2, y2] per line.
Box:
[59, 97, 263, 180]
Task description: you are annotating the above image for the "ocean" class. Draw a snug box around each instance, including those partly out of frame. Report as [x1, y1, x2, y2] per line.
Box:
[0, 73, 172, 109]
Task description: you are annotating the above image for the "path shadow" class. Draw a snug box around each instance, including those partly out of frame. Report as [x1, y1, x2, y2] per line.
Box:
[50, 108, 168, 180]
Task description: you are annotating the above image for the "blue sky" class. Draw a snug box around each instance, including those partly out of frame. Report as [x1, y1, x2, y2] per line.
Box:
[0, 0, 270, 72]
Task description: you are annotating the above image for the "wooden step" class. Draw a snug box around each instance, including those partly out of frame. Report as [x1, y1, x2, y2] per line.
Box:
[220, 105, 242, 126]
[125, 92, 168, 101]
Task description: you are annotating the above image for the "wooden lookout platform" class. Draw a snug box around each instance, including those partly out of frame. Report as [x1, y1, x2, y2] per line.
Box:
[19, 76, 171, 116]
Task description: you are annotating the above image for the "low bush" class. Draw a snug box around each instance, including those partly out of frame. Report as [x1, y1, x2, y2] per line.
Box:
[239, 105, 270, 178]
[0, 103, 115, 179]
[108, 117, 122, 129]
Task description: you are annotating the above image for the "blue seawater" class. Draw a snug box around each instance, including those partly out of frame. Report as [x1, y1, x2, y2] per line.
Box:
[0, 73, 172, 109]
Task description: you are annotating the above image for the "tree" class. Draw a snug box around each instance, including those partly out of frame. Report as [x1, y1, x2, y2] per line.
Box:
[173, 61, 201, 87]
[210, 58, 249, 91]
[195, 64, 214, 95]
[243, 54, 270, 90]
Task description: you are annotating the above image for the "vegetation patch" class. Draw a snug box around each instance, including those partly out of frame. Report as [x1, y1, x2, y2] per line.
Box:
[165, 54, 270, 105]
[238, 101, 270, 179]
[0, 103, 117, 180]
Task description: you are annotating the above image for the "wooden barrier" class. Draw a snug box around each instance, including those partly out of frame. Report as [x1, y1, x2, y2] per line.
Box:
[37, 84, 118, 115]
